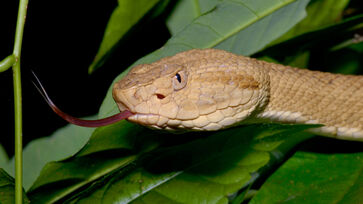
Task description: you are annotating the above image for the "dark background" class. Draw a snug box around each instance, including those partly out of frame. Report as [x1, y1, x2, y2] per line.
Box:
[0, 0, 170, 156]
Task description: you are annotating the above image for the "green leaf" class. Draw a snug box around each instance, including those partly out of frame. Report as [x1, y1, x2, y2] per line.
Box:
[28, 153, 138, 203]
[0, 144, 8, 167]
[169, 0, 310, 56]
[0, 169, 30, 204]
[99, 0, 311, 119]
[166, 0, 219, 35]
[258, 0, 356, 69]
[331, 33, 363, 52]
[250, 151, 363, 204]
[76, 121, 145, 157]
[88, 0, 163, 73]
[27, 121, 163, 203]
[166, 0, 200, 35]
[257, 14, 363, 60]
[230, 183, 253, 204]
[66, 124, 316, 203]
[28, 123, 316, 203]
[3, 124, 94, 190]
[271, 0, 350, 46]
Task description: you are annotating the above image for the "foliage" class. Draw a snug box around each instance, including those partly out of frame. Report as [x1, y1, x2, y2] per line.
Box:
[88, 0, 168, 73]
[27, 124, 316, 203]
[0, 169, 29, 203]
[249, 151, 363, 204]
[2, 124, 95, 190]
[1, 0, 362, 203]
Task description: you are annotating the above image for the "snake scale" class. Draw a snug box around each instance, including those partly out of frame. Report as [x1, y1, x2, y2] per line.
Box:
[112, 49, 363, 141]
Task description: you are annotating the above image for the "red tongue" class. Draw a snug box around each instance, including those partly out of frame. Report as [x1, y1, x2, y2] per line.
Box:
[50, 105, 133, 127]
[32, 71, 134, 127]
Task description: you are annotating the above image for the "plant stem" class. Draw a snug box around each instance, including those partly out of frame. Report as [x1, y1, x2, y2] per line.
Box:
[13, 0, 29, 203]
[0, 55, 15, 72]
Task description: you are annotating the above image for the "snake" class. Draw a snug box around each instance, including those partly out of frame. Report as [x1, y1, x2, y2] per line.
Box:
[112, 49, 363, 141]
[35, 49, 363, 141]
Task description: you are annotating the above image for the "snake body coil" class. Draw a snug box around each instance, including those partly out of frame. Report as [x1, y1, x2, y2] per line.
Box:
[113, 49, 363, 141]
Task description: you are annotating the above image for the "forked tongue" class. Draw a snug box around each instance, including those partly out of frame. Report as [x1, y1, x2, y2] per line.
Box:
[32, 72, 133, 127]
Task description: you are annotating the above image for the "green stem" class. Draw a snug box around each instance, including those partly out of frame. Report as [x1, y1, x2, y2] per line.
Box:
[0, 55, 15, 72]
[13, 0, 29, 203]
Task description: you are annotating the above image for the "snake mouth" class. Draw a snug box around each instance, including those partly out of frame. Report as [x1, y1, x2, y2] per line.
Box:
[113, 91, 169, 128]
[127, 113, 185, 131]
[128, 113, 163, 126]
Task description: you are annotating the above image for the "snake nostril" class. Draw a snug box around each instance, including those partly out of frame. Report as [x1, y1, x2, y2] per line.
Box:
[156, 93, 165, 99]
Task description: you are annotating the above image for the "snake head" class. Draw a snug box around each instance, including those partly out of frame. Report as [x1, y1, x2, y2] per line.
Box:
[113, 49, 269, 131]
[113, 61, 189, 130]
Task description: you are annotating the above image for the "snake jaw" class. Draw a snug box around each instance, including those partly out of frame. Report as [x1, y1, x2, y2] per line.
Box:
[127, 113, 167, 130]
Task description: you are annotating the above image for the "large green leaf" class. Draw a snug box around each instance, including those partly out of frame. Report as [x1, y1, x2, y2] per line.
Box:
[3, 124, 94, 190]
[169, 0, 310, 56]
[88, 0, 164, 73]
[166, 0, 219, 35]
[27, 121, 163, 203]
[250, 151, 363, 204]
[0, 169, 30, 203]
[63, 124, 316, 203]
[27, 123, 316, 203]
[28, 154, 138, 203]
[76, 121, 146, 157]
[99, 0, 310, 119]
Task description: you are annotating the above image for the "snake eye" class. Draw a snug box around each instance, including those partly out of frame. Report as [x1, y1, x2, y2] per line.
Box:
[175, 73, 181, 83]
[172, 70, 187, 91]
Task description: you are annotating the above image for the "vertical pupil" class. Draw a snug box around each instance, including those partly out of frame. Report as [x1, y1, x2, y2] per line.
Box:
[176, 73, 181, 83]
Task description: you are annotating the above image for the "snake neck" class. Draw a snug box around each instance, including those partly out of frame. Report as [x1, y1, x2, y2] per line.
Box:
[256, 62, 363, 141]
